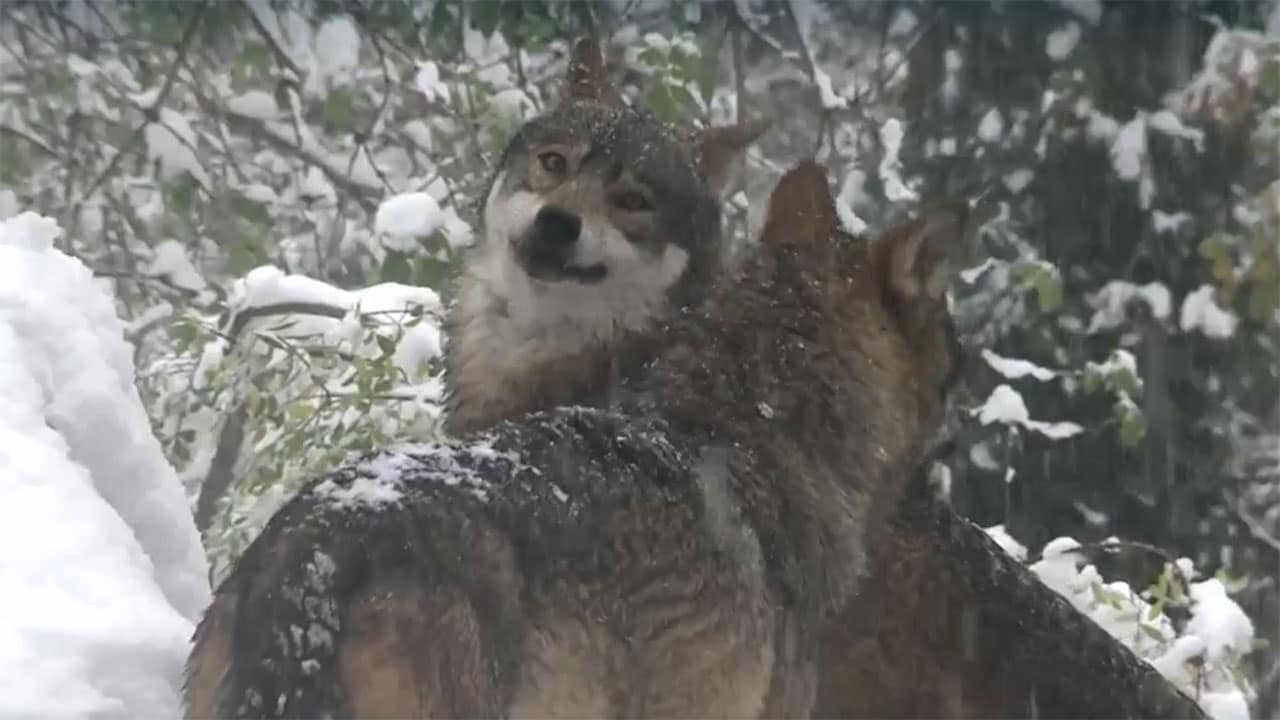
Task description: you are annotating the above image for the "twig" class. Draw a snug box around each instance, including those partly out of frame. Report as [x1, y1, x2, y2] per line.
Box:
[195, 299, 353, 533]
[1230, 495, 1280, 555]
[0, 123, 57, 156]
[239, 0, 302, 78]
[194, 92, 379, 214]
[76, 2, 207, 205]
[781, 0, 830, 158]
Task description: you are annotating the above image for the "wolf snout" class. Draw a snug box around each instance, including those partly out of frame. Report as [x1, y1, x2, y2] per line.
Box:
[517, 205, 607, 283]
[532, 206, 582, 249]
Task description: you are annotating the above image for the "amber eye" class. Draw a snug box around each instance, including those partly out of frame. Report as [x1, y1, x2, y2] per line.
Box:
[538, 151, 568, 175]
[613, 191, 653, 213]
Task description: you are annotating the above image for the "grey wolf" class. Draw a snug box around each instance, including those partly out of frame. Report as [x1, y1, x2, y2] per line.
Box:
[183, 159, 968, 717]
[442, 38, 766, 436]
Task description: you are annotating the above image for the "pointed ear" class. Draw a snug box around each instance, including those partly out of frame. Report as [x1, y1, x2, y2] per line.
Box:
[561, 37, 624, 108]
[881, 201, 968, 302]
[759, 161, 838, 249]
[693, 118, 769, 195]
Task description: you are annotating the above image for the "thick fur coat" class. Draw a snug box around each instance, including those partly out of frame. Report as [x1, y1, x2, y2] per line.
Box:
[185, 161, 966, 718]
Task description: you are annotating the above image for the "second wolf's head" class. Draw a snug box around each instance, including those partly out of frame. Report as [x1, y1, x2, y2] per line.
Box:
[445, 38, 766, 435]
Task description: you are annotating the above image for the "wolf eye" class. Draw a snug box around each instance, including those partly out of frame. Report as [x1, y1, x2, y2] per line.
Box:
[613, 191, 653, 213]
[538, 151, 568, 175]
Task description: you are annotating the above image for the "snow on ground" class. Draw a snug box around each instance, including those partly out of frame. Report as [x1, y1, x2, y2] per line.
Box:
[0, 211, 210, 717]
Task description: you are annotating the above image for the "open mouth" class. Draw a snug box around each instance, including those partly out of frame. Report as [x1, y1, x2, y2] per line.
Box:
[513, 239, 608, 284]
[523, 259, 608, 284]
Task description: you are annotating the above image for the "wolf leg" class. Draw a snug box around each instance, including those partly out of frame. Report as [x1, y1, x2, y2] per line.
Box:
[338, 577, 506, 718]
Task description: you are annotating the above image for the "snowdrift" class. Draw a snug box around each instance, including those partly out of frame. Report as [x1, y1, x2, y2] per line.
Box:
[0, 212, 210, 716]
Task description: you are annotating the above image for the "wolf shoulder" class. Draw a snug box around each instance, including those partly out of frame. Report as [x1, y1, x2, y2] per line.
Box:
[235, 406, 766, 589]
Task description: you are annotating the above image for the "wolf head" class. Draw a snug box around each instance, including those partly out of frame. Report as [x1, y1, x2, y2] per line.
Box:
[643, 162, 967, 540]
[445, 38, 766, 435]
[756, 162, 967, 453]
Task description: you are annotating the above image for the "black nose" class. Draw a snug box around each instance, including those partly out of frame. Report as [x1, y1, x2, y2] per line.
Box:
[532, 206, 581, 248]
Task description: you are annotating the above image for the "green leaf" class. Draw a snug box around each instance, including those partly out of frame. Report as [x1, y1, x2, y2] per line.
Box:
[414, 255, 452, 289]
[470, 0, 503, 36]
[382, 250, 413, 284]
[428, 2, 457, 44]
[375, 333, 397, 357]
[1082, 369, 1101, 394]
[170, 320, 197, 349]
[1117, 401, 1147, 447]
[1033, 269, 1064, 312]
[226, 232, 270, 275]
[230, 192, 270, 225]
[322, 88, 356, 134]
[1247, 277, 1280, 323]
[1138, 623, 1166, 641]
[1197, 234, 1230, 261]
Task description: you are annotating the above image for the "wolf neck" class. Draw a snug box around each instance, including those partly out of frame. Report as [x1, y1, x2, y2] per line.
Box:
[443, 246, 667, 437]
[631, 255, 911, 621]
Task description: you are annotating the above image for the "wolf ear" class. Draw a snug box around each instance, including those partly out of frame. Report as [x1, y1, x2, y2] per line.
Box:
[693, 118, 769, 195]
[880, 201, 968, 302]
[759, 161, 838, 250]
[561, 37, 624, 108]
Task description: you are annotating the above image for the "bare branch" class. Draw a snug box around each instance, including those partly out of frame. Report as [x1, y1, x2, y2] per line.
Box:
[239, 0, 302, 77]
[76, 3, 208, 205]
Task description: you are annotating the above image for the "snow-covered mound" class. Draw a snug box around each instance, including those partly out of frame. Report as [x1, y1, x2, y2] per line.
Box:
[0, 212, 210, 717]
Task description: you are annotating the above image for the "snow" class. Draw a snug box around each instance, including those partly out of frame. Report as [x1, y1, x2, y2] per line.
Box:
[1187, 579, 1255, 661]
[835, 167, 869, 235]
[1152, 210, 1192, 234]
[226, 265, 444, 374]
[878, 118, 917, 202]
[1046, 22, 1081, 60]
[1027, 533, 1256, 720]
[1147, 109, 1205, 150]
[374, 192, 446, 242]
[148, 239, 207, 292]
[977, 107, 1005, 142]
[959, 257, 997, 284]
[887, 8, 917, 37]
[415, 61, 449, 104]
[144, 108, 209, 187]
[1003, 168, 1034, 194]
[313, 16, 361, 81]
[0, 211, 210, 716]
[227, 90, 281, 120]
[311, 454, 411, 509]
[976, 384, 1085, 440]
[1110, 114, 1147, 181]
[1053, 0, 1103, 24]
[984, 524, 1028, 561]
[1180, 285, 1240, 340]
[1087, 279, 1172, 333]
[982, 349, 1058, 382]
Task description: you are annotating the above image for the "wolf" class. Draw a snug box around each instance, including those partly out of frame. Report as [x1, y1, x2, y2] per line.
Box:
[435, 40, 1204, 720]
[183, 157, 968, 718]
[442, 38, 767, 436]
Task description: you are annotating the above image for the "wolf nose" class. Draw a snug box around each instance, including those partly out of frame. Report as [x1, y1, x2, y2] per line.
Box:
[533, 206, 582, 247]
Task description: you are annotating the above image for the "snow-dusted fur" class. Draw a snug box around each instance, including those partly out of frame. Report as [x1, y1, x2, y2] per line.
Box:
[183, 163, 968, 718]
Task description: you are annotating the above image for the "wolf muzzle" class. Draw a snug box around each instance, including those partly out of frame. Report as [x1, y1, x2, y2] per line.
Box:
[517, 206, 607, 283]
